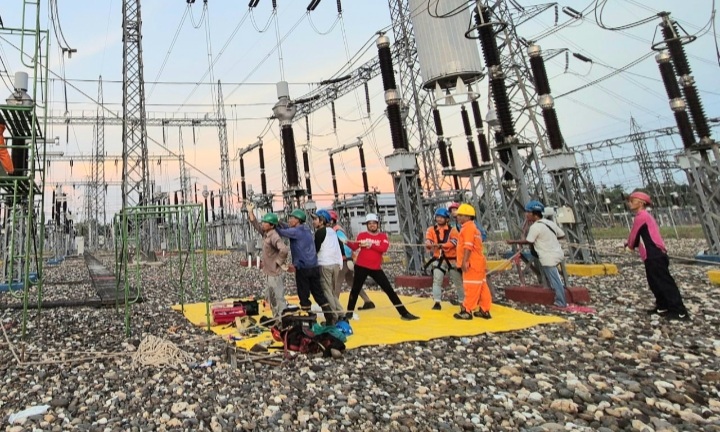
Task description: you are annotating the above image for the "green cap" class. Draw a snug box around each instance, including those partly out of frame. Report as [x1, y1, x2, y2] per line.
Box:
[261, 213, 279, 225]
[289, 209, 307, 222]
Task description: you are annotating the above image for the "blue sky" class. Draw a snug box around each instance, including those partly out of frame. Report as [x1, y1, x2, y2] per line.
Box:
[0, 0, 718, 219]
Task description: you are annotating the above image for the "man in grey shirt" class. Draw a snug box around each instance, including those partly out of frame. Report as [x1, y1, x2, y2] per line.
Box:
[246, 202, 289, 318]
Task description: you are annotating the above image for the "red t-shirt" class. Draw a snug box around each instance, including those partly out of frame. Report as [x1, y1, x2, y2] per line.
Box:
[347, 231, 389, 270]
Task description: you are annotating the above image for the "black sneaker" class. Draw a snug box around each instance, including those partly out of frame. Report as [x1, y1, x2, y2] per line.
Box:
[473, 310, 492, 319]
[646, 307, 668, 316]
[454, 310, 473, 320]
[432, 302, 442, 311]
[401, 313, 420, 321]
[664, 312, 690, 322]
[359, 302, 376, 310]
[449, 299, 460, 306]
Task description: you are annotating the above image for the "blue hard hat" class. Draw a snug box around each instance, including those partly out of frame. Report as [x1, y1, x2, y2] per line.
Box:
[525, 200, 545, 213]
[335, 320, 353, 336]
[434, 208, 450, 219]
[315, 209, 332, 223]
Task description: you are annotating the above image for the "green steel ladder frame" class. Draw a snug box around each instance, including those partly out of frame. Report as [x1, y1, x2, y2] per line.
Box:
[114, 204, 210, 336]
[0, 0, 50, 338]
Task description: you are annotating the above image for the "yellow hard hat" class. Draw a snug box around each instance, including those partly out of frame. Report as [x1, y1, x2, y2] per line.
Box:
[457, 203, 476, 217]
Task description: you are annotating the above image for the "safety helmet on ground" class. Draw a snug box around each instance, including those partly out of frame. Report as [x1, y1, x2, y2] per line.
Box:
[315, 209, 332, 223]
[328, 210, 339, 222]
[448, 202, 460, 210]
[628, 191, 652, 206]
[363, 213, 379, 224]
[456, 204, 476, 217]
[289, 209, 307, 222]
[261, 213, 279, 225]
[434, 208, 450, 219]
[524, 200, 545, 213]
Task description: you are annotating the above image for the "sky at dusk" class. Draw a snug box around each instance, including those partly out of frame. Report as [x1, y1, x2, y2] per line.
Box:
[0, 0, 718, 220]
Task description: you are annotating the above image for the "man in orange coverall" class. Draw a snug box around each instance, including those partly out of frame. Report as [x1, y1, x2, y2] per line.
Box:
[454, 204, 492, 320]
[0, 119, 15, 175]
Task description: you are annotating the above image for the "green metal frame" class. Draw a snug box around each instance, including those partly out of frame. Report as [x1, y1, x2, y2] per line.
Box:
[0, 1, 50, 338]
[115, 204, 210, 336]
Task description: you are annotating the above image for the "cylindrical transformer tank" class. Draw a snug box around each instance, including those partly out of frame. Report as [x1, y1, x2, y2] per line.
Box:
[409, 0, 484, 90]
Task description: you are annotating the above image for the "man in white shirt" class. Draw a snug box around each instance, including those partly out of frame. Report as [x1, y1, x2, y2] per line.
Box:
[313, 209, 345, 322]
[506, 200, 568, 308]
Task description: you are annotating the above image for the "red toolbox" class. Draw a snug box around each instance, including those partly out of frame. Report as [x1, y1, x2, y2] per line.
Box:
[211, 303, 246, 325]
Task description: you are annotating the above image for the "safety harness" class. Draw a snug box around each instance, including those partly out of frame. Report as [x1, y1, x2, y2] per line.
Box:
[423, 225, 456, 275]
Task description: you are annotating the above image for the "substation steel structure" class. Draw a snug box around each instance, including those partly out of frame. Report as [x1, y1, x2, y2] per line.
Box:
[654, 13, 720, 257]
[468, 0, 596, 263]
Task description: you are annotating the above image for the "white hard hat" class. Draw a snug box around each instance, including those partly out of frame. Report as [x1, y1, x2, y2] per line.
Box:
[363, 213, 379, 224]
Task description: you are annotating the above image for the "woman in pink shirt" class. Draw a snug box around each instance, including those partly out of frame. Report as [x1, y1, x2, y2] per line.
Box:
[625, 190, 689, 321]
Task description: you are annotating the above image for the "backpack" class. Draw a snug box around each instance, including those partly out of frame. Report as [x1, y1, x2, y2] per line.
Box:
[271, 314, 346, 357]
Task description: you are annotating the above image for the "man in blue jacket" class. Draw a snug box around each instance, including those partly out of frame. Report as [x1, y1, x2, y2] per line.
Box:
[276, 209, 336, 325]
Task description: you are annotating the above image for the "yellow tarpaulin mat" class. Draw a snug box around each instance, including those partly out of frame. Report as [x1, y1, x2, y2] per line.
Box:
[172, 291, 565, 351]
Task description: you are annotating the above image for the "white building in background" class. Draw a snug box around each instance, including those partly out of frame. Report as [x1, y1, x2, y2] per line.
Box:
[339, 193, 400, 235]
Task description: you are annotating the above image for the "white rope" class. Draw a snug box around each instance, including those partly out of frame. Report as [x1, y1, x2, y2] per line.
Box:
[131, 334, 194, 370]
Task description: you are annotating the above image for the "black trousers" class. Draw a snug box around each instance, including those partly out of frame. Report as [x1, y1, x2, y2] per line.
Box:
[347, 265, 408, 316]
[295, 266, 329, 309]
[644, 255, 687, 314]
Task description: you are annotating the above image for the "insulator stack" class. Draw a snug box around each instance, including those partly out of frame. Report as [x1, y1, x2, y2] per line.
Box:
[364, 82, 371, 115]
[447, 141, 460, 189]
[433, 108, 450, 168]
[220, 195, 225, 219]
[475, 7, 501, 68]
[236, 183, 240, 203]
[302, 147, 312, 199]
[656, 51, 696, 148]
[258, 144, 268, 195]
[51, 190, 56, 222]
[329, 155, 339, 197]
[281, 126, 300, 187]
[331, 101, 337, 131]
[475, 6, 516, 138]
[660, 14, 712, 141]
[470, 100, 491, 163]
[240, 157, 247, 200]
[55, 198, 61, 225]
[174, 191, 179, 205]
[358, 145, 369, 192]
[387, 104, 407, 151]
[528, 44, 564, 150]
[194, 183, 198, 203]
[210, 191, 216, 221]
[528, 53, 551, 95]
[377, 36, 397, 91]
[377, 34, 408, 152]
[461, 106, 480, 168]
[542, 109, 564, 151]
[305, 116, 310, 142]
[336, 0, 342, 13]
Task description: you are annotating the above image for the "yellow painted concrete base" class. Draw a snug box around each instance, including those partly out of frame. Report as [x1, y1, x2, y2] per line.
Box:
[709, 270, 720, 286]
[566, 263, 618, 277]
[487, 259, 512, 272]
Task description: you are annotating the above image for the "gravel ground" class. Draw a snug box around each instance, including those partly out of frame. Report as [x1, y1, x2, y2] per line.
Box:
[0, 239, 718, 431]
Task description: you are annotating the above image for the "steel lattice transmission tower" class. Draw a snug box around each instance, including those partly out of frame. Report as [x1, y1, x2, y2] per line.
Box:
[216, 81, 232, 219]
[630, 117, 666, 206]
[94, 76, 106, 247]
[387, 0, 445, 194]
[121, 0, 150, 210]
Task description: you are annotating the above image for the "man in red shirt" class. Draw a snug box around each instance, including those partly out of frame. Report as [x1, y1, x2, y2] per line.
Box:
[343, 213, 419, 321]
